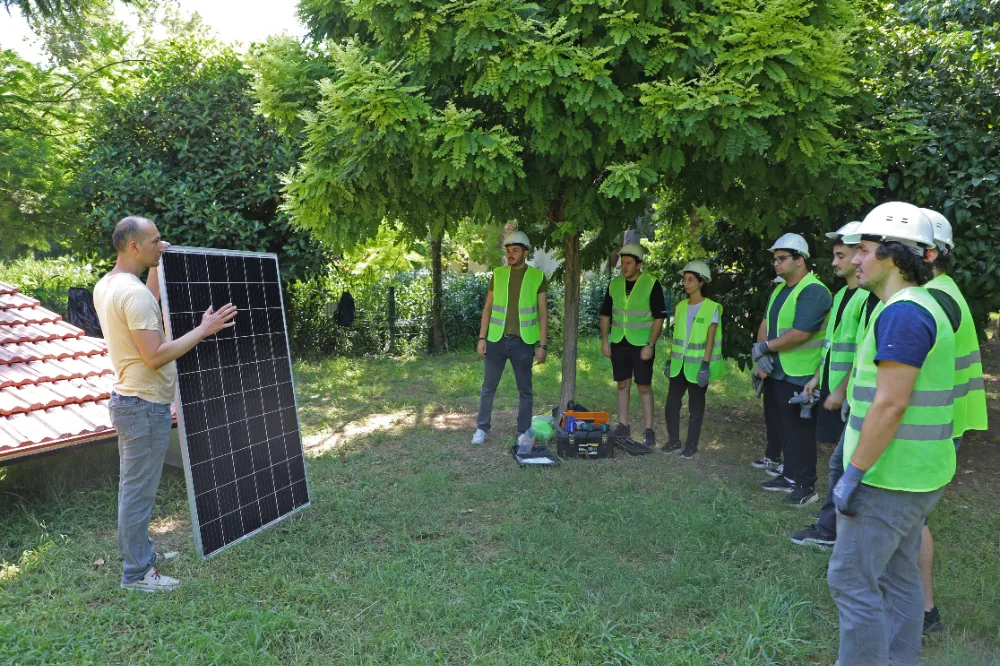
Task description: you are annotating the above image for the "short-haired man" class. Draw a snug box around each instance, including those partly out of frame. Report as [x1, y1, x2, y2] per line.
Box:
[471, 231, 548, 445]
[917, 208, 988, 634]
[94, 216, 237, 592]
[791, 222, 879, 548]
[599, 243, 667, 448]
[827, 202, 956, 666]
[752, 233, 832, 506]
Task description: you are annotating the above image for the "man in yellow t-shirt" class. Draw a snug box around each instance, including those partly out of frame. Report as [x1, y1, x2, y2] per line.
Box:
[94, 216, 237, 592]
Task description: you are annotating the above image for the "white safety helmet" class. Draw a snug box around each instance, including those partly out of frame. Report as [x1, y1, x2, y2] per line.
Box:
[618, 242, 646, 261]
[679, 260, 711, 283]
[825, 221, 862, 244]
[920, 208, 954, 250]
[768, 233, 810, 259]
[843, 202, 934, 250]
[503, 230, 531, 249]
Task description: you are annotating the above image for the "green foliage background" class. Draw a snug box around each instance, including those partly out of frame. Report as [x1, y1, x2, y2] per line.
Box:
[72, 38, 331, 280]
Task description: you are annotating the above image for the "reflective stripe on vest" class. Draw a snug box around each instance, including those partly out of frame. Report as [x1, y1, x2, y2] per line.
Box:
[609, 273, 656, 345]
[927, 274, 988, 434]
[487, 266, 544, 344]
[843, 287, 957, 492]
[765, 273, 831, 377]
[817, 286, 870, 391]
[669, 299, 724, 382]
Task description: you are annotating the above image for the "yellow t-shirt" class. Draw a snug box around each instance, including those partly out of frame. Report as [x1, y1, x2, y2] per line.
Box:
[93, 272, 178, 405]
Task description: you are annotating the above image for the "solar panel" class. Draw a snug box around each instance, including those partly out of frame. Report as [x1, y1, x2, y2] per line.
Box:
[159, 248, 309, 558]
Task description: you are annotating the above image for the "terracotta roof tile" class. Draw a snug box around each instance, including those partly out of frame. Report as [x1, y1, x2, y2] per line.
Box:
[0, 293, 39, 310]
[0, 282, 17, 295]
[0, 307, 60, 326]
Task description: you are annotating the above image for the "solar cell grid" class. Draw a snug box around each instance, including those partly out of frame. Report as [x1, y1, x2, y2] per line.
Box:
[160, 249, 309, 558]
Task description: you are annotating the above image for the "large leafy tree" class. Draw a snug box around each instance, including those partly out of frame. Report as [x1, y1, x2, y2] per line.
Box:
[865, 0, 1000, 333]
[255, 0, 878, 404]
[75, 37, 330, 279]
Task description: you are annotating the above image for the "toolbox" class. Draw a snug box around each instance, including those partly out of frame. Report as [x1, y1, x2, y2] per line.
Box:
[555, 410, 614, 459]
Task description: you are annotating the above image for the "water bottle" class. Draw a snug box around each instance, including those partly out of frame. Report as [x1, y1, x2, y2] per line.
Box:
[517, 427, 536, 454]
[565, 416, 576, 433]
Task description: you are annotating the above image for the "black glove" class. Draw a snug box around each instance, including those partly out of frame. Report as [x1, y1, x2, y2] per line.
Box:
[697, 361, 710, 388]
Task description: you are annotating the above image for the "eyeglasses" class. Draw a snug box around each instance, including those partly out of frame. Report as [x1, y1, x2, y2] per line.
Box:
[772, 255, 796, 264]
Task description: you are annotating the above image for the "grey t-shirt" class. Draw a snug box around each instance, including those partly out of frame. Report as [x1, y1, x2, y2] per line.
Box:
[767, 282, 832, 385]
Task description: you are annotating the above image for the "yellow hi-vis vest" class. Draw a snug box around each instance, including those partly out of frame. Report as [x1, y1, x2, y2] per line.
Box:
[609, 273, 656, 345]
[817, 286, 870, 392]
[669, 299, 724, 382]
[927, 274, 988, 435]
[765, 272, 830, 377]
[844, 287, 956, 492]
[487, 265, 543, 344]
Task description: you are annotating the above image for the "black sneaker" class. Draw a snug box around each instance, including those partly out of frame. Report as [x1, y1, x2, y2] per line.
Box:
[761, 476, 794, 493]
[644, 428, 655, 449]
[764, 463, 784, 478]
[679, 446, 696, 459]
[661, 441, 682, 454]
[923, 606, 943, 635]
[787, 485, 819, 506]
[790, 524, 835, 549]
[751, 457, 781, 471]
[611, 422, 630, 438]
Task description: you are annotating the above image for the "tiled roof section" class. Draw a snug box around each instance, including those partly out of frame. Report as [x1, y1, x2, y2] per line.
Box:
[0, 281, 117, 462]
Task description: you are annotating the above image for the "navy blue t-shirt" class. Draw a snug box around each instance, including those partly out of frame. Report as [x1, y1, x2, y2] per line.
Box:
[873, 302, 935, 368]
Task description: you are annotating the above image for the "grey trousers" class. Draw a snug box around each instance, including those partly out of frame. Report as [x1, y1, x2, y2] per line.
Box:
[828, 483, 944, 666]
[110, 392, 173, 584]
[476, 336, 535, 435]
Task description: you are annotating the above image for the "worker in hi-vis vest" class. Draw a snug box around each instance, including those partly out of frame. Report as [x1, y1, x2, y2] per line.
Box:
[599, 243, 666, 449]
[827, 202, 957, 666]
[791, 221, 880, 551]
[471, 231, 548, 446]
[916, 208, 988, 636]
[663, 260, 722, 459]
[751, 233, 832, 507]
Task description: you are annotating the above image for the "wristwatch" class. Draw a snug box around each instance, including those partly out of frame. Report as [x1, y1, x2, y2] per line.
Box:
[540, 344, 548, 350]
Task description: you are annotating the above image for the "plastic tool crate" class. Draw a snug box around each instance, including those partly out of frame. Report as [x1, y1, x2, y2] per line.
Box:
[555, 410, 614, 459]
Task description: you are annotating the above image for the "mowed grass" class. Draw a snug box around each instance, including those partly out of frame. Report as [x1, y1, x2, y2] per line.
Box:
[1, 337, 998, 665]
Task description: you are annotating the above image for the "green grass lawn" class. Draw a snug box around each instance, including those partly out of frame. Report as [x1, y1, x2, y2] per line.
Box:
[2, 337, 998, 665]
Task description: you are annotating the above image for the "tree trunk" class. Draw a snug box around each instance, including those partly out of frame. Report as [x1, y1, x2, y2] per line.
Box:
[560, 233, 581, 411]
[430, 232, 446, 354]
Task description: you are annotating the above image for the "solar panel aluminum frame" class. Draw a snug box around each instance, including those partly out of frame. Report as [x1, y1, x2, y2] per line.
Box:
[159, 246, 311, 559]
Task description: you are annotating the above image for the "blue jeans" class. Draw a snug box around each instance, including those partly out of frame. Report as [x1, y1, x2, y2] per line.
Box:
[816, 430, 846, 537]
[828, 483, 944, 666]
[109, 392, 173, 584]
[477, 336, 535, 435]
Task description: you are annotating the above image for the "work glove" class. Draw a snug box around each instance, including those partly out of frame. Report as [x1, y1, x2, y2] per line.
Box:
[697, 361, 710, 388]
[752, 341, 771, 361]
[756, 353, 775, 376]
[789, 389, 820, 418]
[841, 401, 850, 424]
[833, 463, 866, 516]
[751, 375, 764, 398]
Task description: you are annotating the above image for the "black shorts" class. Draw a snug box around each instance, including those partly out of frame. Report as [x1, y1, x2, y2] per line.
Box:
[610, 341, 654, 385]
[815, 387, 846, 444]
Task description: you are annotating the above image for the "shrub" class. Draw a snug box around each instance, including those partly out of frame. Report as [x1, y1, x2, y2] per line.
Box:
[0, 257, 102, 317]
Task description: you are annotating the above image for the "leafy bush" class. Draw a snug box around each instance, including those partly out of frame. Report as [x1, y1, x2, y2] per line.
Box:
[73, 37, 330, 281]
[0, 257, 102, 317]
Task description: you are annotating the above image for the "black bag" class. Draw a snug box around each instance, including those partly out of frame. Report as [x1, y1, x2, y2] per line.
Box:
[334, 290, 355, 327]
[68, 287, 104, 338]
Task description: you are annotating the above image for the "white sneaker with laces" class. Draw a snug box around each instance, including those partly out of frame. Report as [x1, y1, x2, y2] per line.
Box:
[153, 550, 179, 565]
[471, 429, 487, 445]
[121, 567, 180, 593]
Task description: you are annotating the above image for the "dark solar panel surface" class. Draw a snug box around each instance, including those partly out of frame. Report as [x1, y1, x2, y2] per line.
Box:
[161, 249, 308, 557]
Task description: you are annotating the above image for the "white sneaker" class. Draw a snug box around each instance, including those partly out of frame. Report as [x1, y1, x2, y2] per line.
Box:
[471, 429, 487, 445]
[121, 567, 180, 593]
[153, 550, 179, 565]
[765, 463, 785, 478]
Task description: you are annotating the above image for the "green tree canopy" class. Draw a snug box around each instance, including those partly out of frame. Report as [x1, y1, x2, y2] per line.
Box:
[74, 37, 330, 278]
[255, 0, 878, 401]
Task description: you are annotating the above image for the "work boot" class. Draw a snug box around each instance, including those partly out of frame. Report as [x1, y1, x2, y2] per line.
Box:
[611, 423, 630, 438]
